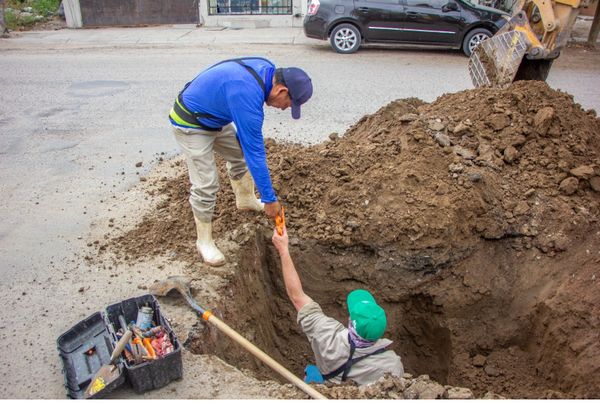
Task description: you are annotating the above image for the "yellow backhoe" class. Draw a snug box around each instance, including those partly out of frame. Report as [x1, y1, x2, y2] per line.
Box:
[468, 0, 593, 88]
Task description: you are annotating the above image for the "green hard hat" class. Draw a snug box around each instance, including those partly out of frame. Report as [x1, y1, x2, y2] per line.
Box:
[347, 289, 387, 341]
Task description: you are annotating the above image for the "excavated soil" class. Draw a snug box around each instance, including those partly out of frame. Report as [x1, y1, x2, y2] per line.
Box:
[100, 81, 600, 398]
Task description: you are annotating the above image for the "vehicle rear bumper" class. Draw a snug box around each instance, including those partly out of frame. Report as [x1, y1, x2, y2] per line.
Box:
[303, 16, 328, 40]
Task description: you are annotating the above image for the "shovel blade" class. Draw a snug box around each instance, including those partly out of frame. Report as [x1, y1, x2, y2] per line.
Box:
[149, 276, 192, 297]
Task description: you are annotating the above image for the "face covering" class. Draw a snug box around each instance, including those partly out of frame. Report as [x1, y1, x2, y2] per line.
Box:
[348, 320, 376, 348]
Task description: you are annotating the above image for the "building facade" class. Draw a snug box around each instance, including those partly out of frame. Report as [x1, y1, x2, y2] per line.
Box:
[63, 0, 307, 28]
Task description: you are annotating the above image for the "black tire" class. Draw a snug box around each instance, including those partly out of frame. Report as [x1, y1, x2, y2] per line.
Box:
[330, 24, 361, 54]
[462, 28, 492, 57]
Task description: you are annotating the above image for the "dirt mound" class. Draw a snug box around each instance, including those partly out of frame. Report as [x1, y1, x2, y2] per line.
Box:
[277, 373, 502, 399]
[102, 81, 600, 398]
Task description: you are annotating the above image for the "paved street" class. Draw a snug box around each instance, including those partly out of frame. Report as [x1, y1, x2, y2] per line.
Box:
[0, 25, 599, 398]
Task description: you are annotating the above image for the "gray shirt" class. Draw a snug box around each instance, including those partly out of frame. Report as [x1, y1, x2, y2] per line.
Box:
[297, 300, 404, 385]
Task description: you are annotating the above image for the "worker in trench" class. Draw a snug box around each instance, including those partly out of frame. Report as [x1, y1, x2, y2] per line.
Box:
[169, 57, 313, 266]
[271, 226, 405, 385]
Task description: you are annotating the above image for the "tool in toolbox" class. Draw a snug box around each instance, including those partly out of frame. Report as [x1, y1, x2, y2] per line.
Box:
[84, 315, 132, 398]
[150, 276, 326, 400]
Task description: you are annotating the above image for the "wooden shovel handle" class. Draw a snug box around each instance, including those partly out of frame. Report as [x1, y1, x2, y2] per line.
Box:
[204, 311, 326, 400]
[110, 329, 132, 363]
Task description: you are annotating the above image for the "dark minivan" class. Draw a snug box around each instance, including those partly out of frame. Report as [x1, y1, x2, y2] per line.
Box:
[303, 0, 508, 56]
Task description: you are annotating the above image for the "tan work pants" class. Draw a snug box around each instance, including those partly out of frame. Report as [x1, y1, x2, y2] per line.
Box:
[172, 123, 248, 222]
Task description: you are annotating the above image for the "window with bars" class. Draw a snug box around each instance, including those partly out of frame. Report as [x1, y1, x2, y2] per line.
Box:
[208, 0, 293, 15]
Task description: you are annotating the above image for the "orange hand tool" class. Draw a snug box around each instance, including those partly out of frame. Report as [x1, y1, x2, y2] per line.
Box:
[275, 206, 285, 236]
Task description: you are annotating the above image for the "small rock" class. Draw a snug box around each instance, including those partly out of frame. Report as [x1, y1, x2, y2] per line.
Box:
[433, 132, 451, 147]
[448, 163, 464, 173]
[590, 176, 600, 192]
[484, 365, 501, 377]
[404, 375, 446, 399]
[399, 113, 418, 122]
[328, 132, 339, 141]
[135, 161, 143, 168]
[453, 145, 476, 160]
[412, 131, 426, 141]
[469, 173, 483, 183]
[482, 391, 506, 399]
[78, 287, 85, 293]
[534, 106, 555, 135]
[489, 113, 510, 131]
[453, 121, 470, 134]
[428, 120, 446, 131]
[558, 177, 579, 195]
[290, 237, 300, 246]
[472, 354, 486, 367]
[513, 201, 530, 216]
[346, 220, 360, 229]
[503, 146, 518, 164]
[524, 188, 536, 197]
[569, 165, 595, 179]
[446, 386, 474, 399]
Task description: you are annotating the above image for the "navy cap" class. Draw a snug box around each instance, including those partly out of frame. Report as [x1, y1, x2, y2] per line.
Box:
[282, 67, 313, 119]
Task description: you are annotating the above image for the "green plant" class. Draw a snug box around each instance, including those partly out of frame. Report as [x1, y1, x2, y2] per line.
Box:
[3, 0, 61, 29]
[3, 8, 18, 30]
[32, 0, 60, 16]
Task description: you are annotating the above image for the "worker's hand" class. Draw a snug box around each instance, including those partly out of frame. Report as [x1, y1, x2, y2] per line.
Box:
[272, 225, 289, 255]
[265, 201, 282, 219]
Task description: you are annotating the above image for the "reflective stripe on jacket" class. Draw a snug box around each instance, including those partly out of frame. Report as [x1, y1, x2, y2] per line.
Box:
[169, 58, 277, 203]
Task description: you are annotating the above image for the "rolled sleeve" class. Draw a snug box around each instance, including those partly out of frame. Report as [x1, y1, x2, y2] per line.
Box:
[297, 301, 348, 374]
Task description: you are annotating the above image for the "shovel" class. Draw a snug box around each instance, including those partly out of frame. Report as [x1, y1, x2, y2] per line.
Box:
[84, 315, 132, 398]
[150, 276, 326, 400]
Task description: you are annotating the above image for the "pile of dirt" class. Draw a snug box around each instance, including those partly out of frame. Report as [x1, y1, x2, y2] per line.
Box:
[100, 81, 600, 398]
[107, 81, 599, 270]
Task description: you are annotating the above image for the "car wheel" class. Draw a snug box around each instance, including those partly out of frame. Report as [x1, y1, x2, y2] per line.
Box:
[462, 28, 492, 57]
[330, 24, 361, 54]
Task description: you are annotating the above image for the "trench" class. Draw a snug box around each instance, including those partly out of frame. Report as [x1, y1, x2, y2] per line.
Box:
[186, 228, 598, 399]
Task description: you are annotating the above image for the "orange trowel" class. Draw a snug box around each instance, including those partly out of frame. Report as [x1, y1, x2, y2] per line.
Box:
[275, 206, 286, 236]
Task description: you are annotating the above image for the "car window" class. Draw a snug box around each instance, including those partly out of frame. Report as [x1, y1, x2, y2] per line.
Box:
[404, 0, 447, 9]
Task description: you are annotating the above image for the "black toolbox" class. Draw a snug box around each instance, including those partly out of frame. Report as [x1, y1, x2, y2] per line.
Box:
[57, 294, 183, 399]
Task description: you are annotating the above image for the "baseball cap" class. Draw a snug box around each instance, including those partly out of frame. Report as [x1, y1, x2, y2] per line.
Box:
[281, 67, 313, 120]
[347, 289, 387, 341]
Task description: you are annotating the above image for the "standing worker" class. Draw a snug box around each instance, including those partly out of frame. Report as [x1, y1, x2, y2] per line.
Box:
[170, 57, 313, 266]
[271, 226, 405, 385]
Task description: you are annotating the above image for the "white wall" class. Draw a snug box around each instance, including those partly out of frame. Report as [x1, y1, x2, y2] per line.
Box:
[63, 0, 82, 28]
[198, 0, 305, 28]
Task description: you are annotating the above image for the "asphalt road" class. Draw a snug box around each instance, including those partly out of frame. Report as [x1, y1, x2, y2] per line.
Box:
[0, 29, 599, 398]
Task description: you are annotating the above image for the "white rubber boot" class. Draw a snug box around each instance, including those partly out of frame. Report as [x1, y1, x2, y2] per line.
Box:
[230, 171, 264, 212]
[194, 217, 225, 267]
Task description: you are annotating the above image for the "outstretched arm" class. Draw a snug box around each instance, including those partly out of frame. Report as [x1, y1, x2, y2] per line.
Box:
[272, 226, 312, 312]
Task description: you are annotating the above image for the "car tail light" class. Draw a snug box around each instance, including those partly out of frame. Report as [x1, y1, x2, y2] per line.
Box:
[307, 0, 320, 15]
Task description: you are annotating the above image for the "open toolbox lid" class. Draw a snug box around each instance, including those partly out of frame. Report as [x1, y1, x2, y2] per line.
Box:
[57, 311, 126, 399]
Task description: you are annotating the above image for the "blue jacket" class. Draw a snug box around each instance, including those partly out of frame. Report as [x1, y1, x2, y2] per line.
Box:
[171, 57, 277, 203]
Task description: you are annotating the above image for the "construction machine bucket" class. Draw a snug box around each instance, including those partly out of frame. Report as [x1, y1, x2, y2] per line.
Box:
[468, 31, 528, 89]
